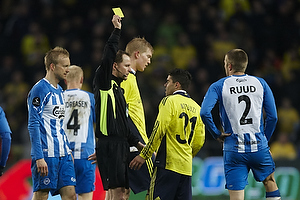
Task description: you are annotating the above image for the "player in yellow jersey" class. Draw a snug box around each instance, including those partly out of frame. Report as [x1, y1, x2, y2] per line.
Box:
[120, 37, 155, 198]
[129, 68, 205, 200]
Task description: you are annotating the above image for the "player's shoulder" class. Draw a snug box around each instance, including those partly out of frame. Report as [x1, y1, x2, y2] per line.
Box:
[188, 97, 201, 107]
[65, 89, 94, 97]
[245, 74, 268, 87]
[82, 90, 95, 100]
[76, 89, 93, 96]
[121, 73, 136, 86]
[160, 96, 171, 106]
[184, 97, 201, 110]
[128, 72, 136, 79]
[29, 79, 50, 95]
[84, 90, 94, 96]
[79, 90, 95, 103]
[249, 74, 265, 82]
[160, 94, 189, 105]
[31, 78, 46, 89]
[211, 76, 228, 88]
[28, 79, 51, 107]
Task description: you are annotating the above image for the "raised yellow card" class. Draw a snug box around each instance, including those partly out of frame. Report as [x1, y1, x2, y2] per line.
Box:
[112, 7, 124, 18]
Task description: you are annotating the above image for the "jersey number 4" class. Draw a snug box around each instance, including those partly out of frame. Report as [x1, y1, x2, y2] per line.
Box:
[67, 109, 81, 135]
[176, 112, 197, 145]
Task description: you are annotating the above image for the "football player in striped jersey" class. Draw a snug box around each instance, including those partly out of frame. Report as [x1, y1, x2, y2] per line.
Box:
[200, 49, 281, 200]
[64, 65, 96, 200]
[27, 47, 76, 200]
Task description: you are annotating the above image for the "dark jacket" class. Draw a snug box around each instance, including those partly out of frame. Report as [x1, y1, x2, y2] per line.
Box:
[93, 28, 139, 147]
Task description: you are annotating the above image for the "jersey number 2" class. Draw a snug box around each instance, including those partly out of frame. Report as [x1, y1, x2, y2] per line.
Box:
[67, 109, 80, 135]
[176, 112, 197, 145]
[238, 95, 253, 125]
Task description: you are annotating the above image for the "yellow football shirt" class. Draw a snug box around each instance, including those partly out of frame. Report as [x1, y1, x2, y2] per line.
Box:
[141, 93, 205, 176]
[121, 73, 148, 143]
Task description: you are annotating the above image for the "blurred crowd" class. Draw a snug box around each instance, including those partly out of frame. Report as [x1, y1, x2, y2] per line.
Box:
[1, 0, 300, 168]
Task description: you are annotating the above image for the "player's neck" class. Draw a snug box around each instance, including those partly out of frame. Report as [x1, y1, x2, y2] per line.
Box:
[231, 72, 245, 76]
[45, 73, 59, 88]
[67, 82, 81, 90]
[130, 58, 137, 72]
[130, 65, 137, 73]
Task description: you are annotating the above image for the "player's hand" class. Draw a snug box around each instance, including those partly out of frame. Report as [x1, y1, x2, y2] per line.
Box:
[0, 166, 4, 176]
[88, 153, 97, 164]
[129, 155, 145, 170]
[36, 158, 48, 177]
[217, 132, 231, 143]
[112, 15, 122, 29]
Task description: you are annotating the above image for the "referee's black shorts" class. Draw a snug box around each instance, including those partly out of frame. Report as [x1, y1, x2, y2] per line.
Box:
[96, 136, 130, 190]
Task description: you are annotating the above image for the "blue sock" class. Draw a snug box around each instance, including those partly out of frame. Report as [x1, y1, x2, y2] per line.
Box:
[266, 189, 281, 198]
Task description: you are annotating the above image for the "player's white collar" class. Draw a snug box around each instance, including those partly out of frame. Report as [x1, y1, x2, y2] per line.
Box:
[173, 90, 186, 94]
[130, 68, 136, 75]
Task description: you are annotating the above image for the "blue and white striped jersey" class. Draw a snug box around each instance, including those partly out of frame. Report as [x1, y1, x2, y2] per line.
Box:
[200, 74, 277, 153]
[63, 89, 96, 159]
[27, 78, 70, 160]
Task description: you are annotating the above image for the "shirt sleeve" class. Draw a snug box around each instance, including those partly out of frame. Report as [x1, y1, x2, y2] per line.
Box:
[94, 28, 121, 91]
[127, 130, 140, 147]
[90, 93, 96, 123]
[27, 87, 45, 160]
[200, 83, 222, 139]
[191, 110, 205, 158]
[260, 79, 277, 141]
[140, 97, 170, 160]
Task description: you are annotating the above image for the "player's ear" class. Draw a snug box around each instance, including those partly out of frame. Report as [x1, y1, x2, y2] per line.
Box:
[134, 51, 140, 59]
[229, 63, 233, 71]
[80, 76, 83, 84]
[50, 63, 55, 71]
[175, 82, 181, 89]
[112, 62, 117, 70]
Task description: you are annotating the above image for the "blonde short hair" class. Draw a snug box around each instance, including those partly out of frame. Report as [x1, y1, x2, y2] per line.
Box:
[125, 37, 154, 56]
[44, 46, 69, 71]
[66, 65, 83, 82]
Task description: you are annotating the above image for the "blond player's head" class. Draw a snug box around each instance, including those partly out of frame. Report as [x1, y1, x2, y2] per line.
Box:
[44, 46, 70, 71]
[125, 37, 154, 72]
[125, 37, 153, 56]
[65, 65, 83, 89]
